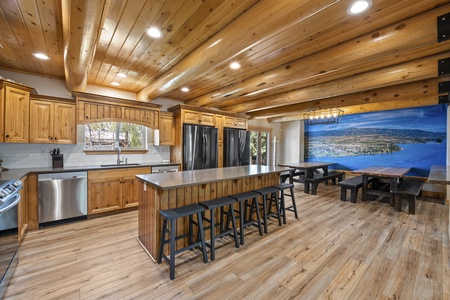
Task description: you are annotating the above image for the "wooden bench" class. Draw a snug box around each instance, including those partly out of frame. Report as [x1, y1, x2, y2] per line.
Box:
[280, 170, 304, 184]
[338, 175, 373, 203]
[391, 178, 424, 215]
[304, 171, 344, 195]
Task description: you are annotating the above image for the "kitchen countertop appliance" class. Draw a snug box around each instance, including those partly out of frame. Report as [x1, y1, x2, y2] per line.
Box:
[38, 171, 87, 226]
[151, 165, 179, 173]
[0, 179, 22, 298]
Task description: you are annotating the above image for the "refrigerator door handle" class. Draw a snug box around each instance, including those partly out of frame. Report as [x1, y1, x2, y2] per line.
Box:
[202, 133, 207, 164]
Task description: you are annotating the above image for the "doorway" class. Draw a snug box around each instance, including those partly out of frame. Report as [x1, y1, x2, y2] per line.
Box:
[249, 127, 271, 165]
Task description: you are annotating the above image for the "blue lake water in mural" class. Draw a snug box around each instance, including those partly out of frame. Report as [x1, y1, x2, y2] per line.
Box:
[304, 105, 447, 177]
[307, 142, 446, 177]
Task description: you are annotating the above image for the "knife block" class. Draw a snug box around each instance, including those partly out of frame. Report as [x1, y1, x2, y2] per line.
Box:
[52, 154, 63, 168]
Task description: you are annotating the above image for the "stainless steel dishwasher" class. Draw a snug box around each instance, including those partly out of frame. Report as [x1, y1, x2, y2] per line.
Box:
[38, 171, 87, 226]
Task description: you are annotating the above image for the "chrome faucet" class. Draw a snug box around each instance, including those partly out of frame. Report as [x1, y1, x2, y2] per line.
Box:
[114, 142, 124, 165]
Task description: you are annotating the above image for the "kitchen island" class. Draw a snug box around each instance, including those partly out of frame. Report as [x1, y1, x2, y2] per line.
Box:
[136, 165, 289, 260]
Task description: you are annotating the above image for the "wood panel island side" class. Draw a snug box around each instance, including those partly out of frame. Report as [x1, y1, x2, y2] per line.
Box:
[136, 165, 289, 260]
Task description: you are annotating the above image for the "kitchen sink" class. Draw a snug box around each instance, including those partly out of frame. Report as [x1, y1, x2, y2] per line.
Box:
[100, 163, 141, 167]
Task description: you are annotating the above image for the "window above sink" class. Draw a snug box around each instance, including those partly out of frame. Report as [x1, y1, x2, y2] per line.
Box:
[84, 122, 147, 154]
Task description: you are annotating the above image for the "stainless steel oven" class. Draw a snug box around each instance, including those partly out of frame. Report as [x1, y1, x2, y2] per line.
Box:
[0, 179, 22, 298]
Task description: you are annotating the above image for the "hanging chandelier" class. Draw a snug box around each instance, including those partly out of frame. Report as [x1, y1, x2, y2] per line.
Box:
[303, 108, 344, 125]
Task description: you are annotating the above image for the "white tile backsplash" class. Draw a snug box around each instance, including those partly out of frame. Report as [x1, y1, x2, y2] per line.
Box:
[0, 143, 170, 168]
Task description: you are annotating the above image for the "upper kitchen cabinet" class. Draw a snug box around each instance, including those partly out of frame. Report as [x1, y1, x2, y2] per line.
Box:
[159, 112, 175, 146]
[74, 92, 161, 129]
[181, 109, 216, 127]
[29, 95, 76, 144]
[0, 80, 36, 143]
[223, 116, 247, 129]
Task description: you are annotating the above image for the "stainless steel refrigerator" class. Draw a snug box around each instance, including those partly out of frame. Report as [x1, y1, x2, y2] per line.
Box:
[223, 128, 250, 167]
[183, 124, 218, 170]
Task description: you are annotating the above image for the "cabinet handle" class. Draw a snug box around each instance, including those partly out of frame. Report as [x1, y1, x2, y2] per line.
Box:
[49, 136, 52, 140]
[54, 137, 57, 140]
[5, 134, 9, 138]
[85, 116, 89, 119]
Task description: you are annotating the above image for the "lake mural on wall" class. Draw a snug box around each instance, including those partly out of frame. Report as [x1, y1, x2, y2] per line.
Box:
[304, 105, 447, 176]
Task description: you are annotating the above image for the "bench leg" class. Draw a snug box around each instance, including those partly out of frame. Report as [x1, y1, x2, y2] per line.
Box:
[340, 187, 347, 201]
[408, 196, 416, 215]
[350, 188, 358, 203]
[311, 182, 319, 195]
[304, 182, 310, 194]
[394, 193, 401, 212]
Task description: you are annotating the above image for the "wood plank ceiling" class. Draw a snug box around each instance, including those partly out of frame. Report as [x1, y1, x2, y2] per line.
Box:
[0, 0, 449, 122]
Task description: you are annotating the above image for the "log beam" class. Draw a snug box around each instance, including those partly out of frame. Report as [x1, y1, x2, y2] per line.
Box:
[267, 96, 439, 123]
[186, 4, 450, 108]
[222, 53, 449, 114]
[62, 0, 110, 92]
[249, 78, 445, 119]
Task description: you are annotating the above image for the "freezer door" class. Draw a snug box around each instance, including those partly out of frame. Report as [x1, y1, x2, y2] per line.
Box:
[239, 130, 251, 166]
[203, 127, 218, 169]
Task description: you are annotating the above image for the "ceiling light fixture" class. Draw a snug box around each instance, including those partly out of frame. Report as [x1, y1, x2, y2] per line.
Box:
[229, 62, 241, 70]
[32, 52, 50, 60]
[146, 27, 163, 38]
[116, 72, 127, 78]
[304, 108, 344, 125]
[110, 82, 121, 86]
[347, 0, 372, 15]
[181, 87, 190, 92]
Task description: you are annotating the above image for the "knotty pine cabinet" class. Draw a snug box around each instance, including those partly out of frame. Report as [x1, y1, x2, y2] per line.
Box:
[74, 92, 161, 129]
[223, 116, 247, 129]
[29, 96, 76, 144]
[159, 112, 175, 146]
[0, 81, 35, 143]
[181, 109, 216, 126]
[87, 167, 150, 215]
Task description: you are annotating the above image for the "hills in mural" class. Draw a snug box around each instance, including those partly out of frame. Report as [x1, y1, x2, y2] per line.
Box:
[305, 128, 446, 158]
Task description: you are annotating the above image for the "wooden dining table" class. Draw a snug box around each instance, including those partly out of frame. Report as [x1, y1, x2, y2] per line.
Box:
[278, 162, 336, 193]
[428, 165, 450, 185]
[352, 166, 411, 203]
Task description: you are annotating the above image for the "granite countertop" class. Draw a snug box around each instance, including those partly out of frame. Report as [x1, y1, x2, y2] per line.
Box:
[0, 162, 181, 181]
[137, 165, 290, 189]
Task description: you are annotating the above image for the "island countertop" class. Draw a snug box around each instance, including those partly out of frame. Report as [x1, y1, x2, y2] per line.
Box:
[136, 165, 290, 189]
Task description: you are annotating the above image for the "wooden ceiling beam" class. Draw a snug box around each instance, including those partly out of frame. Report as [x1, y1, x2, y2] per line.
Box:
[137, 0, 344, 100]
[222, 52, 449, 114]
[267, 96, 439, 123]
[187, 4, 450, 108]
[249, 78, 445, 119]
[62, 0, 110, 92]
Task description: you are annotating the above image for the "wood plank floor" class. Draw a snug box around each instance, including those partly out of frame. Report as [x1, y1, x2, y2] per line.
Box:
[4, 184, 450, 299]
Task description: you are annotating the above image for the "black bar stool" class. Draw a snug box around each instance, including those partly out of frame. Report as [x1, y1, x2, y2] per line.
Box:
[158, 204, 208, 280]
[229, 191, 263, 245]
[272, 183, 298, 224]
[199, 196, 240, 261]
[253, 186, 282, 234]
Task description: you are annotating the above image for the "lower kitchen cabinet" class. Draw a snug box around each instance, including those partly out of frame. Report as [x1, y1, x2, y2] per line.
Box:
[87, 167, 150, 215]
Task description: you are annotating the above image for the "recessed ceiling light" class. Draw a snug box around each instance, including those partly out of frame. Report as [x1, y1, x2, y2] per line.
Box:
[146, 27, 163, 38]
[32, 52, 50, 60]
[110, 82, 121, 86]
[229, 62, 241, 69]
[181, 87, 190, 92]
[116, 72, 127, 78]
[347, 0, 372, 15]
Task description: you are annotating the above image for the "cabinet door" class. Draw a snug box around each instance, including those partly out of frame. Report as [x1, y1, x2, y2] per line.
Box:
[54, 102, 76, 144]
[18, 176, 28, 242]
[29, 100, 54, 143]
[88, 178, 122, 215]
[235, 118, 247, 129]
[199, 112, 215, 126]
[182, 110, 200, 124]
[159, 113, 175, 146]
[122, 176, 140, 208]
[4, 86, 29, 143]
[223, 116, 237, 128]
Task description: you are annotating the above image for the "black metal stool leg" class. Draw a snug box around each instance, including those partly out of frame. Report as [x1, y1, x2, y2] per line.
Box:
[169, 219, 176, 280]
